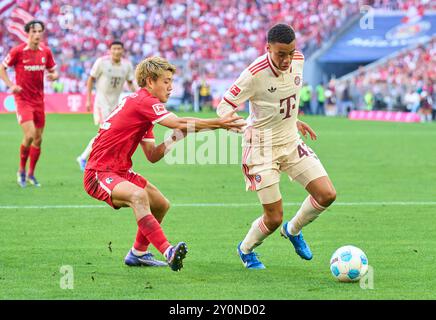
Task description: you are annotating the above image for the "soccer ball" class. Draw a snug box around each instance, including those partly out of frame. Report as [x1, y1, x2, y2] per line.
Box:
[330, 245, 368, 282]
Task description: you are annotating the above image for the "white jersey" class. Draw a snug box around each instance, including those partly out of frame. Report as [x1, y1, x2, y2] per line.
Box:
[90, 56, 134, 111]
[217, 51, 304, 146]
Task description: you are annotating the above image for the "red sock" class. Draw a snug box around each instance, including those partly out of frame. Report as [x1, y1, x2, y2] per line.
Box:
[137, 215, 171, 255]
[134, 228, 150, 252]
[28, 146, 41, 176]
[19, 145, 30, 172]
[134, 216, 164, 252]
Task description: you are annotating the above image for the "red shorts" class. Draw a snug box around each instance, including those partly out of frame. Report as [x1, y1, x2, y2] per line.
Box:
[83, 169, 148, 209]
[16, 100, 45, 128]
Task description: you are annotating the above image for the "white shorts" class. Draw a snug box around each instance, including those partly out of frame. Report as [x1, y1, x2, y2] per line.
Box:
[93, 104, 114, 125]
[242, 138, 328, 194]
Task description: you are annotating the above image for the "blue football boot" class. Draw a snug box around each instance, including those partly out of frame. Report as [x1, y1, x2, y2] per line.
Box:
[166, 242, 188, 271]
[17, 171, 26, 188]
[27, 175, 41, 187]
[280, 222, 313, 260]
[237, 242, 265, 269]
[124, 250, 168, 267]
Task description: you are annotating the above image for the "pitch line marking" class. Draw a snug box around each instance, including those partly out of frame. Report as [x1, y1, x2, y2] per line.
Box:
[0, 201, 436, 209]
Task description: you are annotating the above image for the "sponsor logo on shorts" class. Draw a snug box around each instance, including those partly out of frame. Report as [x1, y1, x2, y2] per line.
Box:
[255, 174, 262, 183]
[105, 177, 113, 184]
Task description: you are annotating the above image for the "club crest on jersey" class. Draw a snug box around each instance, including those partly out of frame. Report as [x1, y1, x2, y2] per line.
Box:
[41, 57, 46, 63]
[105, 177, 113, 184]
[255, 174, 262, 183]
[267, 86, 277, 93]
[152, 103, 167, 115]
[229, 85, 241, 97]
[294, 76, 301, 86]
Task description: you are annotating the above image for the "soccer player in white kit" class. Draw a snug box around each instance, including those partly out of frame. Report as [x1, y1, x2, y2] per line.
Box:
[76, 41, 136, 170]
[217, 24, 337, 269]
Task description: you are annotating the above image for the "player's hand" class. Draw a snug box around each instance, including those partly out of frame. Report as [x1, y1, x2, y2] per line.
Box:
[10, 85, 22, 93]
[218, 109, 246, 131]
[297, 120, 317, 140]
[86, 100, 92, 112]
[46, 73, 58, 81]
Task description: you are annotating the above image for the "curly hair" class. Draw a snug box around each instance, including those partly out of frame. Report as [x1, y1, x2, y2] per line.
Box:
[267, 24, 295, 44]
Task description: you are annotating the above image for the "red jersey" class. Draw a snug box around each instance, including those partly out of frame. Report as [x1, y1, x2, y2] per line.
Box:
[2, 43, 56, 105]
[86, 88, 172, 172]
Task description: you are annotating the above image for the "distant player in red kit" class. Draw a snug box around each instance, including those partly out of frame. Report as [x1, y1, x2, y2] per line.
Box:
[0, 20, 59, 187]
[84, 57, 245, 271]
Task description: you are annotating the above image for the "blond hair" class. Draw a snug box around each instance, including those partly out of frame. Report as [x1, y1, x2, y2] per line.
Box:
[135, 57, 177, 88]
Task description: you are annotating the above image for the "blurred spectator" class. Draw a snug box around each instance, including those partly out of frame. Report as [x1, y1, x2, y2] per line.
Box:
[1, 0, 365, 93]
[315, 83, 326, 115]
[198, 78, 212, 111]
[364, 91, 374, 110]
[419, 91, 433, 122]
[404, 90, 420, 113]
[338, 80, 353, 116]
[299, 83, 312, 115]
[336, 36, 436, 116]
[181, 79, 193, 110]
[324, 79, 337, 116]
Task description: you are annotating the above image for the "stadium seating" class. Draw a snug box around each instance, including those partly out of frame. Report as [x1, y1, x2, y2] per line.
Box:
[1, 0, 362, 93]
[1, 0, 435, 95]
[336, 36, 435, 112]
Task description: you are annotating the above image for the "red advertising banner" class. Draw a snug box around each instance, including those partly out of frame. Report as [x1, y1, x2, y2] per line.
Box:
[349, 110, 421, 123]
[0, 93, 92, 113]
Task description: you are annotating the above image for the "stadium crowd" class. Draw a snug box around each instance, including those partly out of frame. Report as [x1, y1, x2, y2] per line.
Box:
[1, 0, 435, 121]
[1, 0, 363, 93]
[332, 37, 436, 121]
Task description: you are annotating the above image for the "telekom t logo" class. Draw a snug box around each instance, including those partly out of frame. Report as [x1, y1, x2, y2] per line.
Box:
[280, 93, 296, 119]
[67, 95, 83, 112]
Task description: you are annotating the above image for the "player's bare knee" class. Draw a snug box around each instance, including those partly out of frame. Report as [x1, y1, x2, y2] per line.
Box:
[263, 211, 283, 231]
[23, 134, 34, 146]
[33, 137, 42, 147]
[130, 189, 148, 207]
[316, 189, 336, 208]
[163, 198, 170, 213]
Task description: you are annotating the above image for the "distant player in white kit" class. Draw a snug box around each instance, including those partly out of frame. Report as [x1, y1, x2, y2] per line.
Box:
[217, 24, 337, 269]
[77, 41, 136, 170]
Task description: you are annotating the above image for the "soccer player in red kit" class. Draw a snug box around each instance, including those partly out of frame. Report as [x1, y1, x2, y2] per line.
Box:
[0, 20, 58, 187]
[84, 57, 244, 271]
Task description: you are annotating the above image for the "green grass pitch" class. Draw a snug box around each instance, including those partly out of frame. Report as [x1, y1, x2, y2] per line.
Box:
[0, 112, 435, 299]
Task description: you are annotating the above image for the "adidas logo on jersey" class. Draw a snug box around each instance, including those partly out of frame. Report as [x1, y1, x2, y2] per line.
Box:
[267, 86, 277, 93]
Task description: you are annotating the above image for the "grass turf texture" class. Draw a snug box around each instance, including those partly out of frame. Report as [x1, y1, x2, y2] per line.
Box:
[0, 112, 435, 300]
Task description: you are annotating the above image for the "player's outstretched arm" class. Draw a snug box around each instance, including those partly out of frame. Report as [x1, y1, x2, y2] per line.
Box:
[159, 110, 245, 132]
[140, 130, 186, 163]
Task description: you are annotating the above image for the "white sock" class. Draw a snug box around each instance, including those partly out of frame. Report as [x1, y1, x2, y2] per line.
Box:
[287, 195, 326, 236]
[163, 246, 172, 259]
[240, 216, 273, 254]
[79, 137, 96, 160]
[131, 247, 147, 257]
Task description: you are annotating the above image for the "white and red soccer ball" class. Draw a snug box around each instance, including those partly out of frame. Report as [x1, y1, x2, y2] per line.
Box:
[330, 245, 369, 282]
